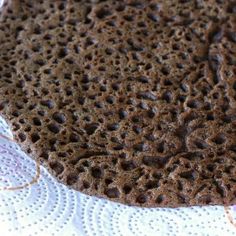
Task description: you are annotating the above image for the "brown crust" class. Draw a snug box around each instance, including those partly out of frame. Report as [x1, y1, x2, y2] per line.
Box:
[0, 0, 235, 207]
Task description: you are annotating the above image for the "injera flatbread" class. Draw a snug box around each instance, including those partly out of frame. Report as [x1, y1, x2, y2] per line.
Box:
[0, 0, 235, 207]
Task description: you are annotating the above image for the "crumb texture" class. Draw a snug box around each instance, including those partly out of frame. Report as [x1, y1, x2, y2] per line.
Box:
[0, 0, 235, 207]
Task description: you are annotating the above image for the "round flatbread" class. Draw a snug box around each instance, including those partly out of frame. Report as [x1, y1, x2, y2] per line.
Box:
[0, 0, 235, 207]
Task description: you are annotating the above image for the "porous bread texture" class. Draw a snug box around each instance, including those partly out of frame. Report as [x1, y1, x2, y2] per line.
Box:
[0, 0, 235, 207]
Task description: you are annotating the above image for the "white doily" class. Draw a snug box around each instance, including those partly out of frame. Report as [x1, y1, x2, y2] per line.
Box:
[0, 117, 236, 236]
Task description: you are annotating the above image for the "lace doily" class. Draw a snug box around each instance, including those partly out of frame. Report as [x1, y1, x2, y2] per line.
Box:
[0, 117, 235, 236]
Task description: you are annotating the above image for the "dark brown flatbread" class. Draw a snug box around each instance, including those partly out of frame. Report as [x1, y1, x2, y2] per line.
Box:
[0, 0, 235, 207]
